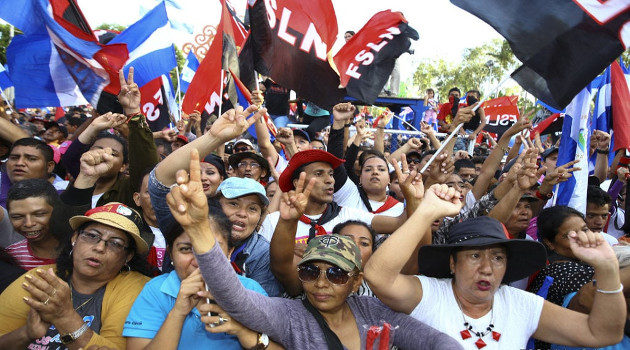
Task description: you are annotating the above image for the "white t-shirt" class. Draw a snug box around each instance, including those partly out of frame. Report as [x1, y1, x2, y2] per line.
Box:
[260, 207, 375, 244]
[91, 193, 105, 209]
[411, 276, 544, 350]
[333, 177, 405, 216]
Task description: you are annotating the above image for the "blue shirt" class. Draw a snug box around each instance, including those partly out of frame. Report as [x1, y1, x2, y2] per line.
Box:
[123, 270, 267, 349]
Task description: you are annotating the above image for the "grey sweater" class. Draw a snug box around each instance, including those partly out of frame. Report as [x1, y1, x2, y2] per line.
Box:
[196, 243, 462, 349]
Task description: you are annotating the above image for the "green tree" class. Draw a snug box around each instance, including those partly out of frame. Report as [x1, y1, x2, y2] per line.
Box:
[412, 39, 518, 100]
[94, 23, 127, 32]
[170, 45, 186, 95]
[0, 24, 18, 65]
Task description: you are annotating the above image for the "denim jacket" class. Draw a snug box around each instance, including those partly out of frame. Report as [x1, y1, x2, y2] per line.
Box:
[234, 233, 283, 297]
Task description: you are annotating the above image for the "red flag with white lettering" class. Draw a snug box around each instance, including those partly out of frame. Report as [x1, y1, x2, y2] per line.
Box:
[333, 10, 418, 104]
[481, 96, 520, 135]
[140, 76, 171, 132]
[181, 19, 224, 115]
[246, 0, 344, 109]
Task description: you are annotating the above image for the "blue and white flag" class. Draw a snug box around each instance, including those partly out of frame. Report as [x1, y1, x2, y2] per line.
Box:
[1, 0, 126, 108]
[0, 65, 14, 90]
[6, 33, 89, 108]
[556, 85, 593, 214]
[111, 2, 177, 88]
[180, 51, 200, 94]
[589, 66, 613, 172]
[140, 0, 194, 34]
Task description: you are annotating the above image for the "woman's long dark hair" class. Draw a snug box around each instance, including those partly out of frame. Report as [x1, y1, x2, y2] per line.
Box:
[56, 223, 152, 280]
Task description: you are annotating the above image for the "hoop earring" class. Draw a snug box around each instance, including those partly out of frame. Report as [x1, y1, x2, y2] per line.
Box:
[121, 264, 131, 272]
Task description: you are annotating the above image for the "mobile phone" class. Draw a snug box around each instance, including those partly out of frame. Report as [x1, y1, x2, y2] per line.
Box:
[205, 283, 218, 317]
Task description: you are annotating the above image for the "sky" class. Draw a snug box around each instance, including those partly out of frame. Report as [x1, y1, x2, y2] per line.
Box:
[78, 0, 504, 91]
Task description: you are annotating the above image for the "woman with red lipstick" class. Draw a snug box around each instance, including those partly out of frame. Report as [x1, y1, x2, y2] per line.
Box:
[365, 184, 627, 350]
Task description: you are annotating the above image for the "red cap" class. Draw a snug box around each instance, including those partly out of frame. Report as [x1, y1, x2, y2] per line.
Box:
[175, 134, 189, 144]
[278, 150, 344, 192]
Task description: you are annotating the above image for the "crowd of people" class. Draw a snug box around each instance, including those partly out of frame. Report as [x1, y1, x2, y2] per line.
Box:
[0, 67, 628, 350]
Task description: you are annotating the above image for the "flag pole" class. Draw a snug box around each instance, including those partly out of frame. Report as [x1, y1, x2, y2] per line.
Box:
[419, 75, 512, 174]
[218, 69, 225, 116]
[175, 64, 182, 121]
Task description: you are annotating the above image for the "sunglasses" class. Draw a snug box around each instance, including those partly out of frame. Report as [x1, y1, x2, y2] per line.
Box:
[297, 264, 355, 285]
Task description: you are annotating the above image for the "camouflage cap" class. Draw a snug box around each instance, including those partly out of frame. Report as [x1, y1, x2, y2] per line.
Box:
[298, 234, 362, 272]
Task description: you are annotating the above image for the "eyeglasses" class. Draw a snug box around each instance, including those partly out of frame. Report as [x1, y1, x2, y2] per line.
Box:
[297, 264, 354, 285]
[237, 162, 261, 169]
[407, 159, 422, 165]
[78, 230, 129, 253]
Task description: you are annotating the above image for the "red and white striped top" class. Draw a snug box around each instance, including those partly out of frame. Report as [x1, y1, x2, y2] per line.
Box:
[5, 240, 56, 270]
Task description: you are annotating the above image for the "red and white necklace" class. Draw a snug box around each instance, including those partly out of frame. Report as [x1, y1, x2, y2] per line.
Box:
[454, 296, 501, 349]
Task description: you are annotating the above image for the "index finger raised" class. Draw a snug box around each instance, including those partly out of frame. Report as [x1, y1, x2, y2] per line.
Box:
[189, 149, 201, 183]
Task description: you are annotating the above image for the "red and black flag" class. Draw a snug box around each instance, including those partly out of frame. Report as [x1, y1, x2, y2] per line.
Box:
[451, 0, 630, 110]
[333, 10, 418, 104]
[244, 0, 345, 109]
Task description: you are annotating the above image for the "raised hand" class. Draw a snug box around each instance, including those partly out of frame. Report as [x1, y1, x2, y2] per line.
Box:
[515, 148, 545, 191]
[425, 152, 453, 184]
[378, 111, 393, 128]
[251, 89, 264, 107]
[420, 121, 435, 137]
[173, 268, 204, 317]
[209, 106, 263, 143]
[568, 229, 618, 270]
[393, 154, 424, 202]
[419, 184, 463, 220]
[592, 130, 611, 151]
[332, 102, 355, 123]
[79, 147, 115, 178]
[504, 116, 533, 138]
[355, 118, 367, 139]
[161, 128, 178, 142]
[452, 103, 478, 126]
[117, 67, 141, 114]
[166, 149, 210, 229]
[542, 159, 581, 186]
[279, 172, 315, 221]
[275, 127, 295, 146]
[89, 112, 127, 132]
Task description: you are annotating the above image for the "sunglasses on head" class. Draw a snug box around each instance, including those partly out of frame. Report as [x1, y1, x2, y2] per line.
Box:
[297, 264, 355, 285]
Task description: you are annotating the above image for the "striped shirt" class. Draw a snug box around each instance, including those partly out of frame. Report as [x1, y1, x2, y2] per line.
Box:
[5, 240, 56, 270]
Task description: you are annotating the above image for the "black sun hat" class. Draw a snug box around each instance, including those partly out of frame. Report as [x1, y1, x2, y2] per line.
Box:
[418, 216, 547, 283]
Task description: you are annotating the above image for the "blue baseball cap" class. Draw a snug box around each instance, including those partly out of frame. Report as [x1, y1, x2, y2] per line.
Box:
[216, 177, 269, 206]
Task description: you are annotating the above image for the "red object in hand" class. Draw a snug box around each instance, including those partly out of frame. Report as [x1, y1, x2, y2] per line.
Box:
[366, 326, 380, 349]
[378, 323, 391, 350]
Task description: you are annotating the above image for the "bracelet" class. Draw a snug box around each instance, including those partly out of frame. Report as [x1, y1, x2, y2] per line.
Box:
[535, 189, 552, 200]
[344, 123, 352, 128]
[596, 148, 609, 154]
[500, 146, 509, 154]
[376, 126, 385, 129]
[126, 111, 142, 118]
[596, 283, 624, 294]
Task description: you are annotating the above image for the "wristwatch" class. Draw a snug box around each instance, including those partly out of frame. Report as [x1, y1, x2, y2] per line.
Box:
[60, 321, 89, 344]
[249, 333, 269, 350]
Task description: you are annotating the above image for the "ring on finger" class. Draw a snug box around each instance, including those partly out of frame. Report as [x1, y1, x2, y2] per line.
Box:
[50, 288, 57, 297]
[43, 297, 50, 306]
[219, 316, 229, 325]
[402, 171, 410, 174]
